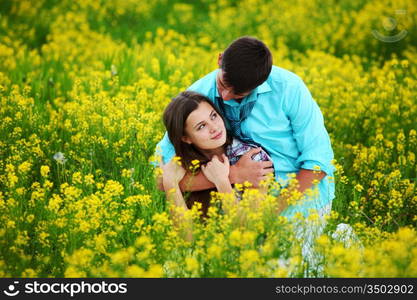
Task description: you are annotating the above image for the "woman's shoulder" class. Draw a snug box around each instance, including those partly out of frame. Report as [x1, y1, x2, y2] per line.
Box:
[226, 138, 272, 164]
[226, 138, 252, 157]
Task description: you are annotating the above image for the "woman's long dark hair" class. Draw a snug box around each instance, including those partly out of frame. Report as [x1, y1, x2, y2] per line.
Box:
[163, 91, 232, 172]
[163, 91, 232, 218]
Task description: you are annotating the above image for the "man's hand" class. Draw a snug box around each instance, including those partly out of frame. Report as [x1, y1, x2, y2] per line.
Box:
[230, 148, 274, 187]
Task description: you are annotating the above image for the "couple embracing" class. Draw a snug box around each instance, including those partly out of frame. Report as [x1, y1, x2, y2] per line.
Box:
[153, 36, 335, 227]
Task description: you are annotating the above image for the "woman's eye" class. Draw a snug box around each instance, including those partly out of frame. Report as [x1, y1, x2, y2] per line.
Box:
[211, 113, 217, 120]
[197, 124, 205, 130]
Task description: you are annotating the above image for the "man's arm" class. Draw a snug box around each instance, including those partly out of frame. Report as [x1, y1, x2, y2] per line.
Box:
[178, 148, 274, 192]
[296, 169, 326, 193]
[285, 78, 334, 181]
[275, 77, 334, 214]
[178, 170, 215, 192]
[275, 169, 326, 214]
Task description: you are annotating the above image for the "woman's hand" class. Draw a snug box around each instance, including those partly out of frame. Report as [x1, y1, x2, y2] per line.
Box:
[162, 160, 186, 191]
[201, 154, 232, 192]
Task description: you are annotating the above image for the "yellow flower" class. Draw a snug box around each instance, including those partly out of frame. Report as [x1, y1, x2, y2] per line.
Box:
[172, 156, 182, 166]
[43, 180, 53, 190]
[243, 181, 252, 188]
[135, 235, 151, 248]
[48, 194, 63, 212]
[125, 265, 145, 277]
[354, 184, 364, 192]
[185, 256, 199, 273]
[26, 214, 35, 223]
[72, 172, 83, 185]
[229, 229, 242, 247]
[40, 165, 50, 177]
[7, 173, 18, 188]
[94, 234, 108, 254]
[144, 265, 164, 278]
[234, 183, 243, 191]
[312, 165, 321, 173]
[84, 174, 94, 185]
[239, 250, 260, 271]
[103, 180, 124, 197]
[189, 159, 200, 171]
[207, 245, 222, 259]
[64, 266, 86, 278]
[18, 161, 32, 174]
[16, 187, 26, 195]
[21, 268, 37, 277]
[121, 168, 134, 178]
[111, 248, 134, 266]
[241, 231, 256, 247]
[7, 220, 15, 229]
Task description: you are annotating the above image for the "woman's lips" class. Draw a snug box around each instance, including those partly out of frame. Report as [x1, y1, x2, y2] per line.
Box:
[212, 131, 223, 140]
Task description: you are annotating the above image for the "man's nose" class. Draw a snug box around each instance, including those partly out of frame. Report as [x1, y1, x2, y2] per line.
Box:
[221, 90, 233, 100]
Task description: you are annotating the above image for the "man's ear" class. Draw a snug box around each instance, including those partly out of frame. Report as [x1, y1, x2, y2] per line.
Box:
[181, 136, 192, 144]
[217, 53, 223, 68]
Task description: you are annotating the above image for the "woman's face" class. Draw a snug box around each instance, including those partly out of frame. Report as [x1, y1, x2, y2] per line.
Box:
[182, 101, 227, 150]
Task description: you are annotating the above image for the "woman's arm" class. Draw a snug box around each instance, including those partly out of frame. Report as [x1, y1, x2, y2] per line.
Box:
[201, 154, 233, 193]
[175, 148, 274, 193]
[161, 161, 193, 241]
[161, 161, 187, 206]
[201, 154, 238, 215]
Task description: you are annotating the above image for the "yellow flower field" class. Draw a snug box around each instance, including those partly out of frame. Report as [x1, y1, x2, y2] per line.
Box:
[0, 0, 416, 277]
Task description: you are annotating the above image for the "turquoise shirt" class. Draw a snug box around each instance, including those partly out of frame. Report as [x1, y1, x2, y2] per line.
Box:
[154, 66, 335, 217]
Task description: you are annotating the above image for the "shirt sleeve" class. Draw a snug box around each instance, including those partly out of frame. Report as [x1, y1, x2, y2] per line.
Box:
[284, 78, 335, 175]
[150, 131, 176, 167]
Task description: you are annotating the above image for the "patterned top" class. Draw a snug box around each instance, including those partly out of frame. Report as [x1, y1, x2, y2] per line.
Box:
[226, 138, 273, 166]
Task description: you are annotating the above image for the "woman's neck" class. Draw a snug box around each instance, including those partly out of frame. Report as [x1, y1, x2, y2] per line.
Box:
[201, 146, 225, 160]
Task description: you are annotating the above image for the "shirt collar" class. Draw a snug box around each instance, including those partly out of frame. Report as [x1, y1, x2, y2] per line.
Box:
[255, 80, 272, 94]
[242, 80, 272, 104]
[214, 69, 272, 103]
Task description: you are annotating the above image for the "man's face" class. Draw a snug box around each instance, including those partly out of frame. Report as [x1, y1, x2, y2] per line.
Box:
[216, 69, 252, 101]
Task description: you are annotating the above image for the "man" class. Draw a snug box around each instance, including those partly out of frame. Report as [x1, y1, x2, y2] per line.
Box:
[154, 36, 335, 218]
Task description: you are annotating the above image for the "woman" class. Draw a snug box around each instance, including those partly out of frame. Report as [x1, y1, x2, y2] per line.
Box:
[158, 91, 273, 220]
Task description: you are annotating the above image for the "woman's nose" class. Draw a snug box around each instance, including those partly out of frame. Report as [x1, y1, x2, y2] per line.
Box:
[209, 124, 218, 133]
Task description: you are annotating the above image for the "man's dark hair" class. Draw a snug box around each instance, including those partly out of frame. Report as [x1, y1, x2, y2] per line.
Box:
[221, 36, 272, 95]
